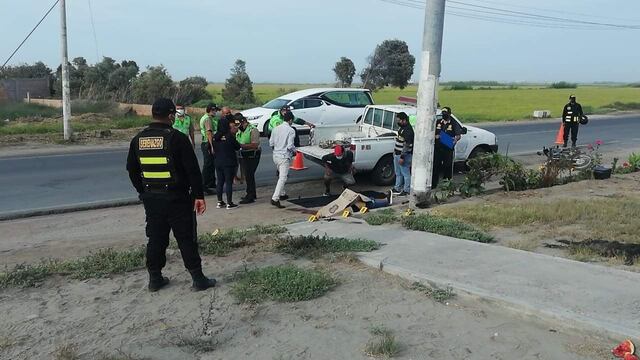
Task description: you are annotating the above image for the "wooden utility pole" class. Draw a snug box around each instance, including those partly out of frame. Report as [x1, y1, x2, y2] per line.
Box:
[60, 0, 72, 140]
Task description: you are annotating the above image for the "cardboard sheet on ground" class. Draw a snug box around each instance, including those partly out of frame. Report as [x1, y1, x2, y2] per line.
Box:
[316, 189, 371, 218]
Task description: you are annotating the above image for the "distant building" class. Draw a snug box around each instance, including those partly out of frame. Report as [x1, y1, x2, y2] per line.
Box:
[0, 77, 50, 102]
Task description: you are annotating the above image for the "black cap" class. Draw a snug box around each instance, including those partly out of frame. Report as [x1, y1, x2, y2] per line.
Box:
[569, 94, 576, 99]
[206, 103, 220, 112]
[152, 98, 176, 118]
[397, 112, 409, 120]
[442, 106, 452, 113]
[233, 112, 247, 122]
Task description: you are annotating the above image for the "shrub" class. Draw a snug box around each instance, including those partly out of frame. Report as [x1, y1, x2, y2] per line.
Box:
[364, 208, 398, 225]
[549, 81, 577, 89]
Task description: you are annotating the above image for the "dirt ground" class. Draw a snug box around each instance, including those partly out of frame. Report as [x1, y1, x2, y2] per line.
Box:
[0, 241, 610, 360]
[434, 169, 640, 271]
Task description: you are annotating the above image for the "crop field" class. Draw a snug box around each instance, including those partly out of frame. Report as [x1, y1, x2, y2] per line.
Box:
[206, 83, 640, 122]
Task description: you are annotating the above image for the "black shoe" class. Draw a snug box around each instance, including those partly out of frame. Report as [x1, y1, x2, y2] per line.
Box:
[271, 199, 285, 208]
[391, 188, 403, 195]
[216, 201, 226, 209]
[322, 192, 331, 197]
[571, 142, 577, 148]
[279, 195, 289, 201]
[226, 202, 238, 209]
[398, 191, 409, 196]
[189, 269, 217, 291]
[148, 272, 169, 292]
[239, 198, 255, 204]
[562, 142, 568, 148]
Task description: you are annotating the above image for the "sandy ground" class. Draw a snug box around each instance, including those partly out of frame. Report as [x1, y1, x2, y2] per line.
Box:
[0, 244, 609, 360]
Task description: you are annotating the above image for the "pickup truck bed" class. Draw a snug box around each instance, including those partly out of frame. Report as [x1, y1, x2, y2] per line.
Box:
[298, 146, 333, 166]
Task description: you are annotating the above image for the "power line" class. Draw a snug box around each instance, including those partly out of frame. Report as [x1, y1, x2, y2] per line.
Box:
[1, 0, 61, 69]
[378, 0, 640, 30]
[87, 0, 100, 62]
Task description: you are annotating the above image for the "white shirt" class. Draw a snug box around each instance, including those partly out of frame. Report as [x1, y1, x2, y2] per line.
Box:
[269, 123, 296, 159]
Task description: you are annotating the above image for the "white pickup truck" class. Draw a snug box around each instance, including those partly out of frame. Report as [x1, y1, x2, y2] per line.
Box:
[298, 105, 498, 186]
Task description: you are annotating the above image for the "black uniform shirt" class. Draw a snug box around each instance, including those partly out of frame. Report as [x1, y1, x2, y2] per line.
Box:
[126, 122, 205, 199]
[435, 118, 463, 138]
[322, 151, 354, 174]
[213, 131, 241, 167]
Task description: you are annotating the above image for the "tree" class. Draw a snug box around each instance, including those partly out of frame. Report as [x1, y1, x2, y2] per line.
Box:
[222, 59, 256, 105]
[360, 40, 415, 91]
[175, 76, 210, 105]
[130, 66, 176, 104]
[333, 57, 356, 88]
[0, 61, 53, 79]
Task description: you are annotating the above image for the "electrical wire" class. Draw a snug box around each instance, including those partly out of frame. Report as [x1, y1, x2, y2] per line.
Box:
[87, 0, 101, 62]
[1, 0, 61, 69]
[378, 0, 640, 30]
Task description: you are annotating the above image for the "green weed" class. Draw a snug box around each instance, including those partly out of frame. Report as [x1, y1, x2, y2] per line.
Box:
[364, 325, 400, 358]
[410, 282, 456, 303]
[402, 214, 494, 243]
[59, 247, 145, 279]
[275, 235, 379, 258]
[0, 261, 58, 288]
[365, 208, 398, 226]
[231, 265, 336, 303]
[53, 343, 80, 360]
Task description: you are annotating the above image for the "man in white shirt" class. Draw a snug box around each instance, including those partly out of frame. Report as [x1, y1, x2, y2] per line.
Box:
[269, 112, 296, 208]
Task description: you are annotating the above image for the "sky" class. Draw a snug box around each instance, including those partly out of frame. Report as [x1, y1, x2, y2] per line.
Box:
[2, 0, 640, 83]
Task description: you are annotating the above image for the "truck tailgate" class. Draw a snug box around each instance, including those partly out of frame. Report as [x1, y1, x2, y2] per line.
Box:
[298, 146, 332, 166]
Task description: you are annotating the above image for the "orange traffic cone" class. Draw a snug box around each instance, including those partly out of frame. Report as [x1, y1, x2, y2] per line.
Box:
[290, 151, 308, 171]
[554, 123, 565, 145]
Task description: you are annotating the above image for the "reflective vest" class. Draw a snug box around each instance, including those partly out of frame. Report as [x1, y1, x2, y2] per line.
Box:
[135, 127, 178, 189]
[563, 102, 583, 123]
[199, 114, 218, 140]
[172, 115, 191, 136]
[268, 113, 284, 131]
[236, 123, 257, 144]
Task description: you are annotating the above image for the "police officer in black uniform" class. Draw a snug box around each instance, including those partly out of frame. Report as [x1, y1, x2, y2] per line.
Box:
[561, 94, 586, 148]
[126, 98, 216, 292]
[433, 106, 463, 189]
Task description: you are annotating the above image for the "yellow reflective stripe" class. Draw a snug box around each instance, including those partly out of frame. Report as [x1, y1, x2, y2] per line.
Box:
[143, 171, 171, 179]
[139, 157, 168, 165]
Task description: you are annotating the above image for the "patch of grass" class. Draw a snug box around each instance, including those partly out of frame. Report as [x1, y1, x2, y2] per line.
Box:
[365, 208, 398, 226]
[58, 247, 145, 280]
[249, 224, 288, 235]
[410, 282, 456, 303]
[402, 214, 494, 243]
[70, 100, 118, 114]
[185, 225, 287, 256]
[434, 197, 640, 244]
[568, 246, 601, 262]
[505, 239, 539, 252]
[231, 265, 336, 303]
[53, 343, 80, 360]
[0, 102, 60, 120]
[275, 235, 379, 258]
[0, 247, 145, 289]
[0, 262, 58, 288]
[364, 325, 400, 358]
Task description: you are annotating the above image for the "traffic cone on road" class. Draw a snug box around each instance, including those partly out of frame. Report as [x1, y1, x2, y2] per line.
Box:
[290, 151, 308, 171]
[554, 123, 565, 145]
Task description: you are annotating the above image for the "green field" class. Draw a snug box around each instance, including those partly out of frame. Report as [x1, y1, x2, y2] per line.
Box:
[206, 84, 640, 122]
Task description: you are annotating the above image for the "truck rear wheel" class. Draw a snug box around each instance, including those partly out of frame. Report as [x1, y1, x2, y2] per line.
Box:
[372, 154, 395, 186]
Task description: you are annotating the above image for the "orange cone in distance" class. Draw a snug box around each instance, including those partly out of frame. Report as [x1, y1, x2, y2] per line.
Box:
[290, 151, 308, 171]
[555, 122, 565, 145]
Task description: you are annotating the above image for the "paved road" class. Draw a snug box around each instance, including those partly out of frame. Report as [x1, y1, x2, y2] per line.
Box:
[1, 114, 638, 215]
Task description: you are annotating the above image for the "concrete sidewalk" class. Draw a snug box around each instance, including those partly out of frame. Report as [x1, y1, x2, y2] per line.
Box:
[287, 219, 640, 339]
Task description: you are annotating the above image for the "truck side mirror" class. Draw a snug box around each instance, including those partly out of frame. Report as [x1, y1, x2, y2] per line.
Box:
[461, 127, 468, 135]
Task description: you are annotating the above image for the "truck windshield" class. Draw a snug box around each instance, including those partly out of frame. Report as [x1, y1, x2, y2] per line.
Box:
[263, 99, 291, 109]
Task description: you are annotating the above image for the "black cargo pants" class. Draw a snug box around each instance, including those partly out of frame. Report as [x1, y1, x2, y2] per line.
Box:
[142, 194, 202, 273]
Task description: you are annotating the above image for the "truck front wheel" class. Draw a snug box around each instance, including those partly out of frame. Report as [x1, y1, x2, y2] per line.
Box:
[372, 154, 395, 186]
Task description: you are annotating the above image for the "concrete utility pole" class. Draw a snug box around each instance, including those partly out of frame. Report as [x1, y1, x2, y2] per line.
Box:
[410, 0, 446, 208]
[60, 0, 72, 140]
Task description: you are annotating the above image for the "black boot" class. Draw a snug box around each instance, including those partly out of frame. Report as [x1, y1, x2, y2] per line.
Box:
[571, 141, 577, 148]
[562, 141, 568, 148]
[148, 271, 169, 292]
[189, 268, 217, 291]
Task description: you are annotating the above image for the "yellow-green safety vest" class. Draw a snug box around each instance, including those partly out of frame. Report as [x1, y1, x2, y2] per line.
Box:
[172, 115, 191, 136]
[236, 123, 257, 144]
[199, 114, 218, 140]
[268, 113, 284, 131]
[409, 114, 417, 127]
